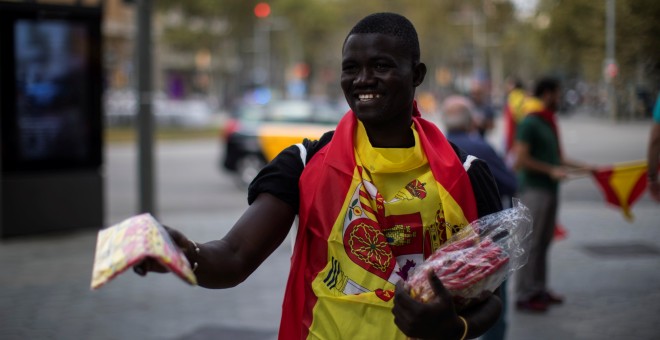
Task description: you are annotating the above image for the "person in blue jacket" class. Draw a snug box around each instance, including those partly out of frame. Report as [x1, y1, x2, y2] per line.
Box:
[440, 95, 517, 340]
[440, 95, 517, 201]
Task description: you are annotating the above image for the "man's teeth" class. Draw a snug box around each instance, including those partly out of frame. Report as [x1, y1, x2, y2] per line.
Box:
[358, 94, 381, 101]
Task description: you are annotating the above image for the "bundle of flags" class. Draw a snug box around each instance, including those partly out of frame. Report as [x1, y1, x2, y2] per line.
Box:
[591, 161, 653, 221]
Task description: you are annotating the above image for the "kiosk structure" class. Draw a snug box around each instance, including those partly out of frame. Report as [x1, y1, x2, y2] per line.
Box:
[0, 1, 104, 237]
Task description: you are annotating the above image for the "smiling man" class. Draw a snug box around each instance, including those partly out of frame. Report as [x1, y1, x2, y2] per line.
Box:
[136, 13, 503, 340]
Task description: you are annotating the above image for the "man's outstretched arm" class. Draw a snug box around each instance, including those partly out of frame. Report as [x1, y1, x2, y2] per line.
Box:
[514, 141, 567, 180]
[135, 193, 296, 289]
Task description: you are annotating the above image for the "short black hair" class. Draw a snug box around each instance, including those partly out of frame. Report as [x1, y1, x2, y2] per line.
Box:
[534, 77, 560, 98]
[345, 12, 421, 63]
[513, 80, 524, 89]
[507, 76, 524, 89]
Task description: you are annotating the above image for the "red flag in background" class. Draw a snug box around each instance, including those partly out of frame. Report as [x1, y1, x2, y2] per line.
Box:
[592, 161, 649, 221]
[553, 223, 568, 241]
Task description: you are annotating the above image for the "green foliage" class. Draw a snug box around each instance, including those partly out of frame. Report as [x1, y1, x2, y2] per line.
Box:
[533, 0, 660, 85]
[155, 0, 259, 51]
[152, 0, 659, 100]
[154, 0, 517, 66]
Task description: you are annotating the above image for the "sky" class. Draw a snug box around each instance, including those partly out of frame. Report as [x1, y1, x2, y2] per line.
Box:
[510, 0, 539, 18]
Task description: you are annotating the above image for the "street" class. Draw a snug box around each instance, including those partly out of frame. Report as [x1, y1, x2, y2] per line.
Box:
[1, 113, 659, 340]
[108, 112, 651, 222]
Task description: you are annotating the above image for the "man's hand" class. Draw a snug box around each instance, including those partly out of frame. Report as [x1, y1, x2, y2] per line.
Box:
[549, 166, 568, 180]
[392, 273, 465, 340]
[649, 180, 660, 202]
[133, 226, 194, 276]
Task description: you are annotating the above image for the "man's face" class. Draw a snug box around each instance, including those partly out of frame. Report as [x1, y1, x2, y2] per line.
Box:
[341, 33, 425, 127]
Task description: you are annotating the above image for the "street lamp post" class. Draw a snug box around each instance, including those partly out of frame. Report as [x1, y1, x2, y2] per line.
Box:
[254, 19, 270, 87]
[252, 3, 289, 93]
[135, 0, 156, 215]
[253, 2, 271, 88]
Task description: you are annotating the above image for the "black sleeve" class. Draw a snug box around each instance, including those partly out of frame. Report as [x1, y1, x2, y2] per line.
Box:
[449, 142, 503, 218]
[247, 131, 334, 212]
[467, 159, 504, 218]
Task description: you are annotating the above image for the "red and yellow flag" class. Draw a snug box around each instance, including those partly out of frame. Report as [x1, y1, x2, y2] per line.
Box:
[592, 161, 649, 221]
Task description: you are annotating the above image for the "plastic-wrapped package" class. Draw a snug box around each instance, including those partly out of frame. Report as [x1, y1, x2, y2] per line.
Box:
[407, 199, 532, 307]
[91, 213, 197, 290]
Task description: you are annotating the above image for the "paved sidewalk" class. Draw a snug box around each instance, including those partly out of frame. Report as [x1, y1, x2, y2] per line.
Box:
[506, 202, 660, 340]
[1, 202, 659, 340]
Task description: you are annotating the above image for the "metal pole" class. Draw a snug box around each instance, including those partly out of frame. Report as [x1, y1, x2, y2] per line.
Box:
[606, 0, 618, 120]
[606, 0, 615, 64]
[264, 21, 270, 89]
[469, 10, 488, 81]
[489, 43, 503, 107]
[135, 0, 156, 215]
[253, 20, 270, 88]
[472, 12, 480, 76]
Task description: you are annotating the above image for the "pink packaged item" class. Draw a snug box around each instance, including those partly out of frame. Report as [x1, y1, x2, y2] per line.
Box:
[91, 213, 196, 289]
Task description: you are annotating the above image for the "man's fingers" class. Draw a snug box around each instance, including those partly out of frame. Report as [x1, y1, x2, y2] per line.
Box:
[134, 226, 187, 279]
[394, 280, 420, 310]
[392, 281, 423, 338]
[133, 262, 147, 276]
[428, 272, 453, 303]
[133, 258, 169, 275]
[163, 225, 190, 250]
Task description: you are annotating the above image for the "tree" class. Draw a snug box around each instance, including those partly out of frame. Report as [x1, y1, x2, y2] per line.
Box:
[531, 0, 659, 94]
[153, 1, 580, 108]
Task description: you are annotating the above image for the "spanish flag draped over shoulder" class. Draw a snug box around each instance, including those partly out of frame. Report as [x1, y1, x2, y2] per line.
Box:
[592, 161, 650, 221]
[279, 104, 478, 339]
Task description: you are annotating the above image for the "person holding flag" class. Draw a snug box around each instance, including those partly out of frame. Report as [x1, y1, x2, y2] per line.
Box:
[513, 77, 594, 312]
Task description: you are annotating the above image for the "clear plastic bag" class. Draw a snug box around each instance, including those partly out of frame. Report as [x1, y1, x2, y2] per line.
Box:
[406, 199, 532, 307]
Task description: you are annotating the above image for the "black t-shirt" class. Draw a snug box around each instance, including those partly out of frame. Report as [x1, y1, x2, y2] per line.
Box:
[248, 131, 502, 218]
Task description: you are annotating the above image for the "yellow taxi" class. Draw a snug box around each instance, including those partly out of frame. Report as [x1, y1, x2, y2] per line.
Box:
[221, 99, 344, 186]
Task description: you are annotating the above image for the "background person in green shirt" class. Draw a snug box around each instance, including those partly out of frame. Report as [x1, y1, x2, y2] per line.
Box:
[513, 77, 593, 312]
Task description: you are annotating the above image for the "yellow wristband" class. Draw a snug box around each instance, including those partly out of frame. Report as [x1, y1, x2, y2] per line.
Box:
[458, 316, 468, 340]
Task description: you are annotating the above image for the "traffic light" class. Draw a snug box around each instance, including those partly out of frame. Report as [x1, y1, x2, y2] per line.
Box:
[254, 2, 270, 19]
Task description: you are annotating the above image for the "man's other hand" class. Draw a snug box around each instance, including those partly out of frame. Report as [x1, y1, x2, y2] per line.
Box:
[392, 272, 466, 339]
[649, 180, 660, 202]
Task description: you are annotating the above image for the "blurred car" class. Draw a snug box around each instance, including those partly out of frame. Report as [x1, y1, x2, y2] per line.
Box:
[221, 99, 345, 186]
[104, 90, 215, 128]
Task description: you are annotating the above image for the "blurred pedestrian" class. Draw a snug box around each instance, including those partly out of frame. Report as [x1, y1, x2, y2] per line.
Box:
[470, 82, 496, 137]
[135, 12, 504, 339]
[441, 95, 517, 340]
[503, 77, 527, 166]
[513, 77, 594, 312]
[648, 92, 660, 201]
[442, 95, 517, 201]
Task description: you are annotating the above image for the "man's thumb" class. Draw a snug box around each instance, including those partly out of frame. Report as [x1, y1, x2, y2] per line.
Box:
[163, 225, 189, 250]
[428, 272, 452, 301]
